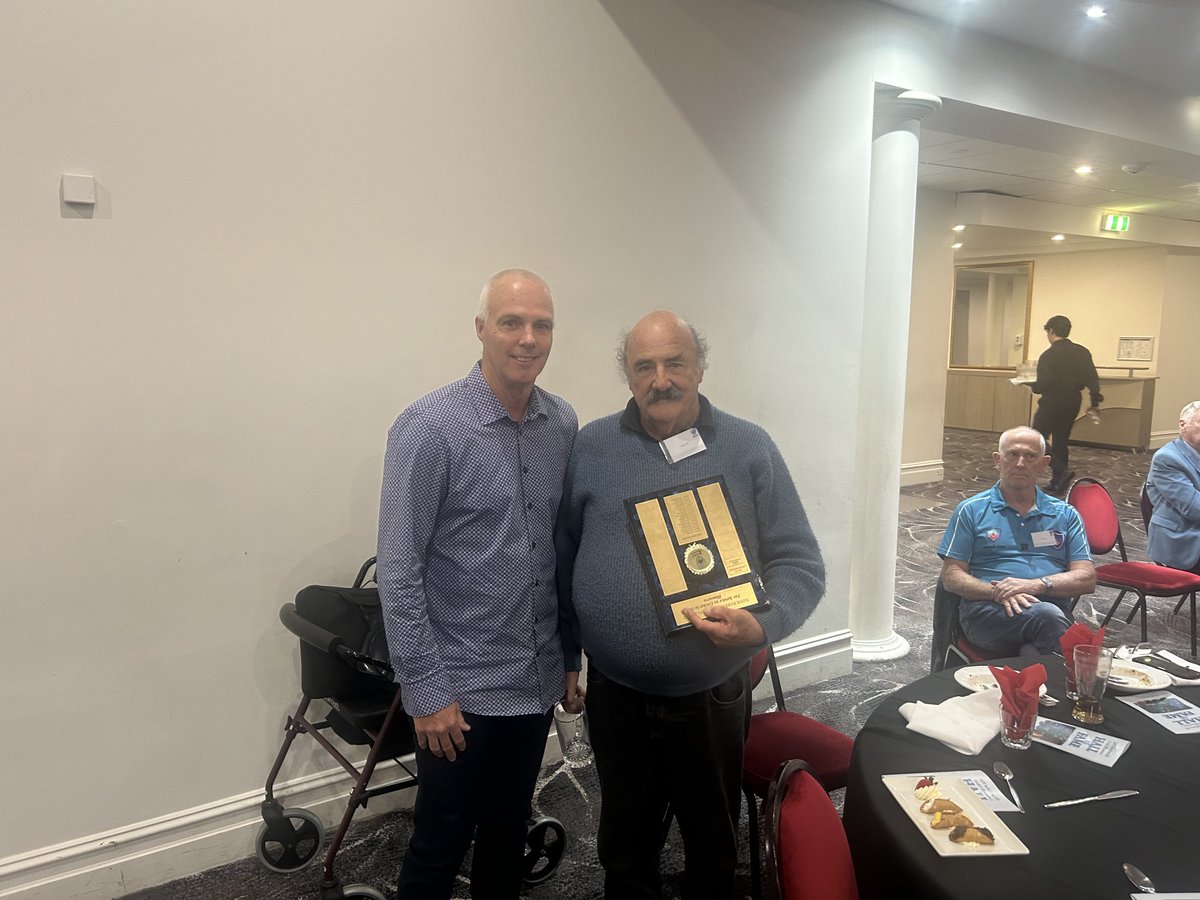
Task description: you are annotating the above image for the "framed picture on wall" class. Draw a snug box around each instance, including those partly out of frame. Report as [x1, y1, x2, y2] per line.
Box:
[1117, 336, 1153, 362]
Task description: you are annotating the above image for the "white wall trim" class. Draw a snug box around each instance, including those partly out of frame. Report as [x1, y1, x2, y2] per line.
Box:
[900, 458, 944, 486]
[763, 628, 855, 698]
[1149, 430, 1175, 450]
[2, 627, 854, 899]
[0, 760, 417, 899]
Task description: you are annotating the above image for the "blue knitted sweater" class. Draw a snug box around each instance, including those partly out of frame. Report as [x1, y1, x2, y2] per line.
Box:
[555, 397, 825, 696]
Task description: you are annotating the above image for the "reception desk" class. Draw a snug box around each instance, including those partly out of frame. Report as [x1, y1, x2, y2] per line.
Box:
[944, 370, 1156, 451]
[1074, 374, 1156, 451]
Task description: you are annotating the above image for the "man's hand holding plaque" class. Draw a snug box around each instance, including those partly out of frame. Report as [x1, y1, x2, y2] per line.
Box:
[683, 605, 767, 647]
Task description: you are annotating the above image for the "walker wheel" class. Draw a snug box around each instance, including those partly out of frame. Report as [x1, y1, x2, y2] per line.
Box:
[522, 815, 566, 885]
[255, 806, 324, 873]
[340, 886, 387, 900]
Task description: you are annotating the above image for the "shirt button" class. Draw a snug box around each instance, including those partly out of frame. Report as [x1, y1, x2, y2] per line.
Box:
[527, 502, 533, 510]
[523, 466, 529, 473]
[531, 541, 536, 549]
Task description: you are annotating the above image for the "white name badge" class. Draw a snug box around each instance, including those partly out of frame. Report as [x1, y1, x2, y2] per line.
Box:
[1031, 530, 1061, 548]
[660, 428, 706, 464]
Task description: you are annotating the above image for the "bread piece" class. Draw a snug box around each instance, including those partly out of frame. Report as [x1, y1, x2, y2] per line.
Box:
[949, 825, 995, 845]
[920, 798, 962, 815]
[930, 811, 973, 830]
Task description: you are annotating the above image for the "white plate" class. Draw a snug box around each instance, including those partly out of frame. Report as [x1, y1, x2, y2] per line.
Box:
[880, 775, 1029, 857]
[953, 665, 1047, 697]
[1107, 659, 1172, 694]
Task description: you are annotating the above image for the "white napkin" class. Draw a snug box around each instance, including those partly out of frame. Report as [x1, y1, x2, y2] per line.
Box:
[1157, 650, 1200, 686]
[899, 689, 999, 755]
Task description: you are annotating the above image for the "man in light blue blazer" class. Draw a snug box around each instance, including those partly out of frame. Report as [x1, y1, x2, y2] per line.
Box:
[1147, 400, 1200, 574]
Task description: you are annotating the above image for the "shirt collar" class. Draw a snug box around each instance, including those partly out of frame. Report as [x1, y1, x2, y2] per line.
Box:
[466, 362, 545, 425]
[619, 393, 714, 439]
[987, 481, 1052, 517]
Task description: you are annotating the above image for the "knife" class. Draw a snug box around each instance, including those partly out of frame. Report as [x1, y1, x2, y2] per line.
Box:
[1044, 789, 1139, 808]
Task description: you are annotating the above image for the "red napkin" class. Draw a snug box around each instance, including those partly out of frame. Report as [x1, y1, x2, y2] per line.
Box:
[988, 663, 1046, 720]
[1060, 623, 1106, 676]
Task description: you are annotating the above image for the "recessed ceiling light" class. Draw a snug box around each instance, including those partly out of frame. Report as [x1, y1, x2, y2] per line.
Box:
[951, 242, 963, 250]
[952, 224, 966, 232]
[1086, 6, 1106, 19]
[1075, 165, 1094, 175]
[1051, 234, 1066, 242]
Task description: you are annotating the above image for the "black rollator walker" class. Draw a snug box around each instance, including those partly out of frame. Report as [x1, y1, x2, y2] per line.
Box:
[257, 558, 567, 898]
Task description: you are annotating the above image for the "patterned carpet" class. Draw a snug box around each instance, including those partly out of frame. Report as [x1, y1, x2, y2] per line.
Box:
[126, 429, 1194, 900]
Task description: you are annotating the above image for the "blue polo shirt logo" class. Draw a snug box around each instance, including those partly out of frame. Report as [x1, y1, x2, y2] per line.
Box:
[1052, 530, 1065, 549]
[986, 529, 1000, 542]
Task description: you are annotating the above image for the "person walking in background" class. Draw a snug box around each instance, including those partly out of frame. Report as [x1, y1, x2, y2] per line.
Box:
[376, 269, 581, 900]
[1147, 400, 1200, 574]
[1027, 314, 1103, 494]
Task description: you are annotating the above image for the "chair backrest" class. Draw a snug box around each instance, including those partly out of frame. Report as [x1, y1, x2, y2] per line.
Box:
[750, 645, 789, 711]
[765, 759, 859, 900]
[931, 581, 994, 672]
[750, 647, 769, 689]
[1067, 478, 1126, 560]
[1140, 483, 1154, 532]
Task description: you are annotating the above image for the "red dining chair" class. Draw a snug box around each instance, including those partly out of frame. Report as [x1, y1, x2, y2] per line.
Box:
[742, 646, 854, 900]
[1068, 478, 1199, 657]
[764, 759, 859, 900]
[930, 580, 994, 672]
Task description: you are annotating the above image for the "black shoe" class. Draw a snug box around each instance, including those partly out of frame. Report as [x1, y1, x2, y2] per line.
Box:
[1047, 471, 1075, 495]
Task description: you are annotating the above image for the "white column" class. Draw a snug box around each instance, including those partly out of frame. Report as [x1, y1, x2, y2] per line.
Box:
[849, 89, 942, 660]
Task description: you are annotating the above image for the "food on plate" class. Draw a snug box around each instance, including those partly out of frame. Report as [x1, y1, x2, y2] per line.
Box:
[914, 777, 941, 800]
[919, 798, 962, 814]
[930, 811, 974, 830]
[949, 825, 995, 845]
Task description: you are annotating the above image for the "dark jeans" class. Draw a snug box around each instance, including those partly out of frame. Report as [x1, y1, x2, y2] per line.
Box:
[1033, 393, 1082, 485]
[585, 661, 752, 900]
[395, 709, 552, 900]
[962, 598, 1074, 657]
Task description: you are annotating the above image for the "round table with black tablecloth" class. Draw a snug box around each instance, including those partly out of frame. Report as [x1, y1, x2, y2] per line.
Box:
[843, 656, 1200, 899]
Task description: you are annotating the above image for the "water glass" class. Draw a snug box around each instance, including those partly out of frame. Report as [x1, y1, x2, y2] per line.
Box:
[1071, 645, 1113, 725]
[553, 703, 593, 768]
[999, 701, 1036, 750]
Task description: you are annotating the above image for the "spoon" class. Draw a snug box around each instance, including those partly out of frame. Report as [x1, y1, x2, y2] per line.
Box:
[1123, 862, 1156, 893]
[992, 761, 1024, 812]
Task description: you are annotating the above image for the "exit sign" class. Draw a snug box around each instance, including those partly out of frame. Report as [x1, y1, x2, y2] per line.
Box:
[1102, 213, 1131, 232]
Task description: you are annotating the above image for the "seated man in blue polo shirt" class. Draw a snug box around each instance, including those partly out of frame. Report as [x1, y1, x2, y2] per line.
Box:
[938, 426, 1097, 656]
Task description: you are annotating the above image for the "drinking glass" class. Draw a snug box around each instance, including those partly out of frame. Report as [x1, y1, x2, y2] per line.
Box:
[999, 700, 1037, 749]
[1064, 663, 1079, 701]
[1071, 645, 1113, 724]
[553, 703, 593, 767]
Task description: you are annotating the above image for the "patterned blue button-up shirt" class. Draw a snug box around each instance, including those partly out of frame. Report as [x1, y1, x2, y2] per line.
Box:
[377, 363, 577, 718]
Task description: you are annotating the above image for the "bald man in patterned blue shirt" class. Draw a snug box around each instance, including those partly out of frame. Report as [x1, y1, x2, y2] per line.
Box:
[377, 269, 579, 900]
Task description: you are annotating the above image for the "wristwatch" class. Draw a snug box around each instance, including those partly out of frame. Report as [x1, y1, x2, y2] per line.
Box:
[1039, 576, 1053, 594]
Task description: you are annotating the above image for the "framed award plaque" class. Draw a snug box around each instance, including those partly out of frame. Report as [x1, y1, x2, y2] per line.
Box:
[624, 476, 767, 635]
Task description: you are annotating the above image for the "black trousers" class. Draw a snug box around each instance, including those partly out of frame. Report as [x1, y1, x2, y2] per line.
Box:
[585, 662, 752, 900]
[1033, 393, 1082, 485]
[395, 709, 552, 900]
